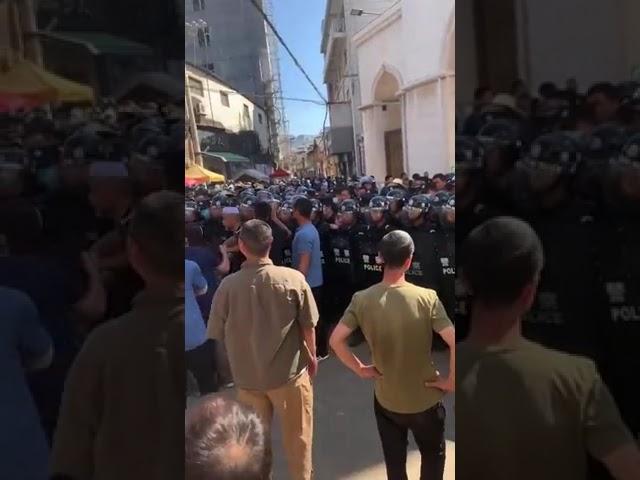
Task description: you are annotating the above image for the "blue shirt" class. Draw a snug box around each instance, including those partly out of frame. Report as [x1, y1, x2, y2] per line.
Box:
[292, 222, 324, 288]
[185, 260, 208, 351]
[185, 245, 220, 321]
[0, 286, 52, 480]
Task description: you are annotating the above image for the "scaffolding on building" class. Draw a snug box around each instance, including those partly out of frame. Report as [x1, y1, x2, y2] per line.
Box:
[260, 0, 288, 165]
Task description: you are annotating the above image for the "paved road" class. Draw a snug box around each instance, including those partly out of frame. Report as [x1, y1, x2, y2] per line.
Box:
[204, 345, 454, 480]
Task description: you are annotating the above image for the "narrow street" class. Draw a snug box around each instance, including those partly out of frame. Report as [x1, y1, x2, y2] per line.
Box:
[211, 346, 455, 480]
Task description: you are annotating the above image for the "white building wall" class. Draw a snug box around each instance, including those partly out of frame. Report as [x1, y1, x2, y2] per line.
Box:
[355, 0, 454, 178]
[186, 66, 270, 152]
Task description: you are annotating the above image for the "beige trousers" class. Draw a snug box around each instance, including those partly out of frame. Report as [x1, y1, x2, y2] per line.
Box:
[237, 371, 314, 480]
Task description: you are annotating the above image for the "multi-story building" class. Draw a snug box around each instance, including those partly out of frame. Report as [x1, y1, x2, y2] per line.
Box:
[321, 0, 398, 177]
[186, 62, 271, 176]
[185, 0, 286, 161]
[352, 0, 454, 180]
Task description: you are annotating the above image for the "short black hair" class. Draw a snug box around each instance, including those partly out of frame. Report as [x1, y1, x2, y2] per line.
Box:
[385, 175, 393, 181]
[186, 397, 266, 480]
[378, 230, 415, 268]
[587, 82, 620, 101]
[253, 201, 271, 222]
[293, 197, 313, 219]
[239, 219, 273, 257]
[432, 173, 447, 182]
[461, 217, 544, 307]
[128, 190, 183, 278]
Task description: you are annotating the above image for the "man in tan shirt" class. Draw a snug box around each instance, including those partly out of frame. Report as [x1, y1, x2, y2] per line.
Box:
[208, 219, 319, 480]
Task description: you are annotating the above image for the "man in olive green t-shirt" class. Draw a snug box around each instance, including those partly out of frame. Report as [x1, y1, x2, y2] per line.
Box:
[330, 230, 455, 480]
[457, 217, 640, 480]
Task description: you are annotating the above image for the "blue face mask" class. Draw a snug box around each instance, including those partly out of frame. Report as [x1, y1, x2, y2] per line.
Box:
[200, 208, 211, 220]
[36, 166, 59, 191]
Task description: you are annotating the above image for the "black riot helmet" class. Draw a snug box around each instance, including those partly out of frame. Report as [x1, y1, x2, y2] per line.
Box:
[338, 199, 359, 227]
[585, 124, 629, 161]
[62, 132, 103, 166]
[385, 188, 408, 214]
[477, 119, 526, 174]
[517, 131, 583, 194]
[456, 135, 484, 171]
[602, 132, 640, 211]
[367, 195, 389, 224]
[239, 194, 257, 221]
[404, 194, 431, 221]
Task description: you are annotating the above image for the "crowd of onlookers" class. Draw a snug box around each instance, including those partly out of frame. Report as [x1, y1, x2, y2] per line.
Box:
[0, 100, 185, 479]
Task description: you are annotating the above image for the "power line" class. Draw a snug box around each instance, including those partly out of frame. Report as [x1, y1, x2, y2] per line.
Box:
[247, 0, 328, 105]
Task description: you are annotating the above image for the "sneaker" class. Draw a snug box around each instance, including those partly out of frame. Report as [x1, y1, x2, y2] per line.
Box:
[222, 381, 235, 389]
[317, 354, 329, 362]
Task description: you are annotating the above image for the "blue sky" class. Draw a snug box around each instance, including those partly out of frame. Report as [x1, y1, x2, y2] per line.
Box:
[273, 0, 327, 136]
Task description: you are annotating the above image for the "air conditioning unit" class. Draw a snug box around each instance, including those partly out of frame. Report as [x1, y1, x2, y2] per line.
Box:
[195, 103, 207, 115]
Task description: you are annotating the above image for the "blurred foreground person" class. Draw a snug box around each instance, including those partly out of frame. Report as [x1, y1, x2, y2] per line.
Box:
[330, 230, 455, 480]
[185, 396, 266, 480]
[457, 217, 640, 480]
[208, 219, 319, 480]
[51, 191, 184, 479]
[1, 287, 53, 480]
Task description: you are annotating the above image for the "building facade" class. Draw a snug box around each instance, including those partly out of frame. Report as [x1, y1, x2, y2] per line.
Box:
[353, 0, 454, 181]
[186, 62, 269, 157]
[185, 0, 286, 161]
[321, 0, 398, 177]
[457, 0, 640, 113]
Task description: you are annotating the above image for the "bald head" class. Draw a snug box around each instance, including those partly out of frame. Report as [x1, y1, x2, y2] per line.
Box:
[185, 397, 266, 480]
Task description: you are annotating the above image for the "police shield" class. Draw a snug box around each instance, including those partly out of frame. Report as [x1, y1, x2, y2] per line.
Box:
[434, 231, 456, 319]
[405, 230, 440, 291]
[354, 228, 385, 289]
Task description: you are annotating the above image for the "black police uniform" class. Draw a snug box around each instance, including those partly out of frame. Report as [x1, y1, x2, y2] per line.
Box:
[353, 220, 394, 291]
[596, 217, 640, 440]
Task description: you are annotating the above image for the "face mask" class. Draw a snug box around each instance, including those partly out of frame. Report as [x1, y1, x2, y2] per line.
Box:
[36, 166, 60, 191]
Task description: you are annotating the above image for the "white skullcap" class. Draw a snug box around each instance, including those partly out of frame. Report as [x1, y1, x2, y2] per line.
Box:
[222, 206, 240, 215]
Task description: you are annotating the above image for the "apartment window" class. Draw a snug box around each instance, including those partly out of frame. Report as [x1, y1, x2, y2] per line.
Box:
[197, 27, 211, 47]
[258, 113, 263, 124]
[188, 76, 204, 97]
[344, 50, 347, 67]
[220, 91, 230, 107]
[243, 105, 250, 118]
[193, 0, 205, 11]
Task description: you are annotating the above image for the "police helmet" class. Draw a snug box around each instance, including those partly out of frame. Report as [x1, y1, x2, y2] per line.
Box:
[456, 136, 484, 170]
[404, 194, 431, 216]
[368, 195, 390, 212]
[621, 133, 640, 164]
[62, 132, 103, 165]
[524, 131, 583, 174]
[339, 199, 359, 214]
[256, 189, 273, 202]
[240, 195, 257, 208]
[585, 124, 629, 161]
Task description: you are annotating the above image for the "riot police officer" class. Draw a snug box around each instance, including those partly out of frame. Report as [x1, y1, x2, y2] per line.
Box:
[403, 194, 441, 292]
[353, 196, 394, 292]
[596, 133, 640, 438]
[515, 132, 605, 363]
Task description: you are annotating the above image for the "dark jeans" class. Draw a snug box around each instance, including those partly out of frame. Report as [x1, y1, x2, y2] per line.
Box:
[186, 339, 218, 395]
[311, 287, 329, 357]
[374, 397, 446, 480]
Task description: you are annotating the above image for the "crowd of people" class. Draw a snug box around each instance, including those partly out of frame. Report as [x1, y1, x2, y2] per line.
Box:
[0, 100, 185, 479]
[184, 172, 456, 479]
[456, 78, 640, 479]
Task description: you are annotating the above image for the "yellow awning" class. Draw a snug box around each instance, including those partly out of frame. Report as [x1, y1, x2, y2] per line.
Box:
[0, 60, 94, 103]
[185, 164, 225, 184]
